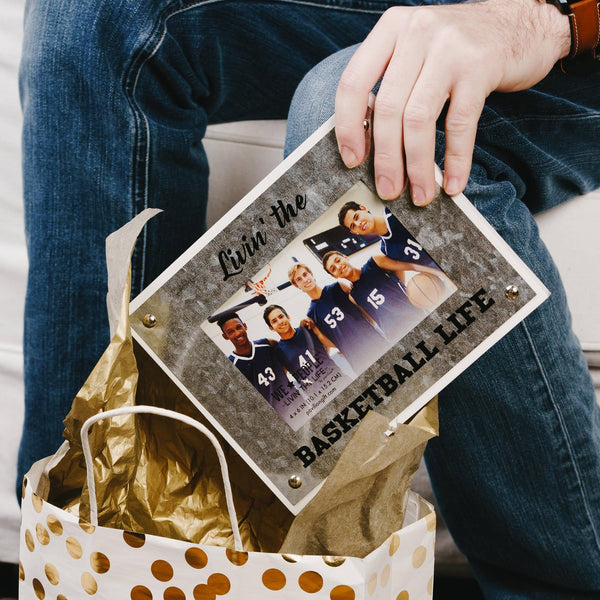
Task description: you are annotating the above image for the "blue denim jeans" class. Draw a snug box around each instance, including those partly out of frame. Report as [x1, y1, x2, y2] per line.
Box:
[19, 0, 394, 480]
[286, 46, 600, 598]
[20, 0, 600, 596]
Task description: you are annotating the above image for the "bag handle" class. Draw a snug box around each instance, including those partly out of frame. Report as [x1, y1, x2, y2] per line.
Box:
[80, 405, 243, 551]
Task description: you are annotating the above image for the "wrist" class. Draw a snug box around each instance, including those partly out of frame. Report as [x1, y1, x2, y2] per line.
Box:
[543, 0, 599, 60]
[538, 0, 573, 61]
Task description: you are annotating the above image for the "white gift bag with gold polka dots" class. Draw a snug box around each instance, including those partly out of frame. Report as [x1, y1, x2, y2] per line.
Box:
[20, 404, 436, 600]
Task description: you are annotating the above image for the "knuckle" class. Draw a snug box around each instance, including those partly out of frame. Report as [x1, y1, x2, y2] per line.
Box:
[335, 121, 355, 137]
[334, 122, 356, 145]
[444, 148, 470, 165]
[381, 6, 403, 23]
[405, 160, 428, 183]
[403, 103, 434, 129]
[374, 94, 401, 120]
[337, 71, 364, 96]
[446, 99, 483, 135]
[373, 150, 396, 168]
[444, 114, 472, 137]
[406, 8, 437, 36]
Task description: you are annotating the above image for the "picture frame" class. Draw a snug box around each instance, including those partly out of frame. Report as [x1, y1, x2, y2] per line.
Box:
[130, 116, 548, 514]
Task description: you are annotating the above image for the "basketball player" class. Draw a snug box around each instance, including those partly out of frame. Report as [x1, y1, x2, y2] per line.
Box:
[263, 304, 350, 392]
[217, 312, 294, 409]
[338, 201, 438, 272]
[322, 250, 446, 342]
[288, 263, 388, 373]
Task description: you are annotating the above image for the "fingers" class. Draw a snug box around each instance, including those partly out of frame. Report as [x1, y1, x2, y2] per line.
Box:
[334, 18, 397, 168]
[335, 7, 490, 205]
[390, 54, 450, 205]
[442, 83, 484, 196]
[371, 37, 426, 200]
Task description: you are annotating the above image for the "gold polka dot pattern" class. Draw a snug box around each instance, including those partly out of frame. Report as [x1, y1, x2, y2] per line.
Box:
[35, 523, 50, 545]
[380, 564, 391, 588]
[412, 545, 427, 569]
[207, 573, 231, 595]
[31, 493, 43, 514]
[151, 559, 174, 582]
[19, 477, 434, 600]
[330, 584, 355, 600]
[130, 584, 153, 599]
[192, 584, 214, 600]
[281, 554, 300, 563]
[262, 568, 286, 591]
[44, 563, 60, 585]
[164, 587, 185, 600]
[25, 529, 35, 552]
[90, 551, 110, 574]
[47, 515, 64, 536]
[123, 530, 146, 548]
[425, 512, 436, 532]
[225, 549, 248, 566]
[66, 536, 82, 559]
[367, 572, 377, 595]
[79, 521, 96, 534]
[186, 547, 208, 569]
[81, 572, 98, 595]
[32, 577, 45, 599]
[298, 571, 323, 593]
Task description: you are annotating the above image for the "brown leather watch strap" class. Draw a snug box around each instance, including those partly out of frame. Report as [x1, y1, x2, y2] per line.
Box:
[569, 0, 600, 57]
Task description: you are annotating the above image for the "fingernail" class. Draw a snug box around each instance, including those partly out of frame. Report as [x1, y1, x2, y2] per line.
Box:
[411, 185, 427, 206]
[340, 145, 358, 168]
[444, 176, 460, 196]
[377, 175, 396, 199]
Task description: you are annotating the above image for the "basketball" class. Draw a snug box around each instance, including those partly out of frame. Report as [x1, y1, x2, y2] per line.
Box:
[406, 272, 446, 310]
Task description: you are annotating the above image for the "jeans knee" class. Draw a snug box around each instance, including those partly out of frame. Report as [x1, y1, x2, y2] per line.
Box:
[285, 44, 359, 156]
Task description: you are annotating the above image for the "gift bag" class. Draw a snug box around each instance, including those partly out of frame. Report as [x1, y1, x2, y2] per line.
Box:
[19, 209, 436, 598]
[20, 403, 435, 600]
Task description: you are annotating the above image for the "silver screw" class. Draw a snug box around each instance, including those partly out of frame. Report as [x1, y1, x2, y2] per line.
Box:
[142, 314, 157, 328]
[288, 475, 302, 489]
[504, 285, 519, 300]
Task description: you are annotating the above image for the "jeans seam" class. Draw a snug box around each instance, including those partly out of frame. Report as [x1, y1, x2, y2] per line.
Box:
[521, 319, 600, 555]
[123, 0, 389, 293]
[478, 112, 600, 132]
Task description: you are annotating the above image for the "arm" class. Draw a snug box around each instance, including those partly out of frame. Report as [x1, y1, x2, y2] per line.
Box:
[372, 253, 453, 285]
[307, 323, 339, 353]
[347, 293, 380, 329]
[334, 0, 571, 205]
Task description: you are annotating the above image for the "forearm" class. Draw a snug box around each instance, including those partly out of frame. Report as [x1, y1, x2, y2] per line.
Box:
[311, 325, 337, 351]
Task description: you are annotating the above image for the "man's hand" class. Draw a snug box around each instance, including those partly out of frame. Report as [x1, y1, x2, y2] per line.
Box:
[338, 278, 354, 294]
[335, 0, 571, 206]
[300, 316, 316, 330]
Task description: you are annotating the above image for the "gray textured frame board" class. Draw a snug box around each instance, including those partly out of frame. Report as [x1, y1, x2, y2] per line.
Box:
[130, 117, 549, 514]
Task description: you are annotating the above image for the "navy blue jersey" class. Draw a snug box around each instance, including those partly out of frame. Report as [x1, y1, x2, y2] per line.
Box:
[308, 282, 388, 373]
[275, 327, 341, 385]
[351, 258, 423, 342]
[229, 338, 292, 407]
[380, 208, 438, 268]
